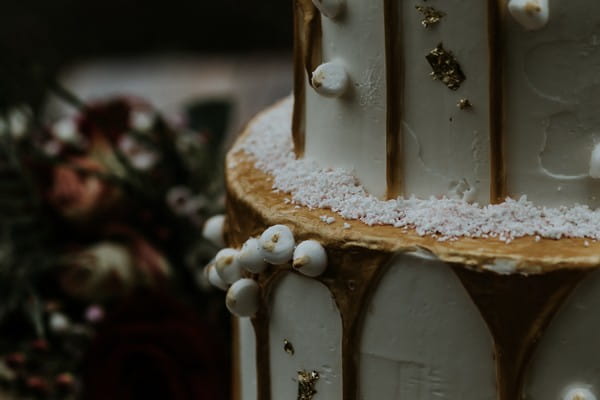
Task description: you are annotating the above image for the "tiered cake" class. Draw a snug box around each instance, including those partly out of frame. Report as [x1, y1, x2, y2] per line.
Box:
[205, 1, 600, 399]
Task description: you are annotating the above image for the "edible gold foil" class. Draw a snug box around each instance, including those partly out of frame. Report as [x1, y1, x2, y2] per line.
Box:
[297, 370, 319, 400]
[415, 5, 446, 28]
[457, 99, 472, 110]
[284, 339, 295, 355]
[426, 43, 466, 91]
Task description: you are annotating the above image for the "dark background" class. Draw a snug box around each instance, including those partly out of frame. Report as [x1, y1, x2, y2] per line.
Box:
[0, 0, 293, 74]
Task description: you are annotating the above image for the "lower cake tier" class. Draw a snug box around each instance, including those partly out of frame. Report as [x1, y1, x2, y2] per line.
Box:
[220, 111, 600, 400]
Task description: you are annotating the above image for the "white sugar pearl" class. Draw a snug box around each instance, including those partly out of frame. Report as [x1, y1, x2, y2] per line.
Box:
[226, 278, 260, 317]
[312, 0, 344, 18]
[238, 238, 268, 274]
[508, 0, 549, 31]
[259, 225, 295, 265]
[215, 248, 243, 284]
[563, 386, 596, 400]
[311, 62, 349, 98]
[203, 215, 226, 248]
[292, 240, 328, 277]
[206, 263, 228, 291]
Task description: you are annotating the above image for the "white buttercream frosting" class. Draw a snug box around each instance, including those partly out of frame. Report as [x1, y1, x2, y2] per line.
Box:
[589, 144, 600, 178]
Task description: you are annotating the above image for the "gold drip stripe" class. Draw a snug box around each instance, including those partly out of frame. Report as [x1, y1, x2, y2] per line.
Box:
[454, 267, 589, 400]
[488, 0, 507, 203]
[384, 0, 404, 199]
[292, 0, 322, 158]
[251, 270, 286, 400]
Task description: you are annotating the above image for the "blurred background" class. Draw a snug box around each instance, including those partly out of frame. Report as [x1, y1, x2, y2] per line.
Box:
[1, 0, 294, 136]
[0, 2, 293, 399]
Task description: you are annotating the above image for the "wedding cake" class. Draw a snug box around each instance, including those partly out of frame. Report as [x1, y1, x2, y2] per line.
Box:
[204, 1, 600, 399]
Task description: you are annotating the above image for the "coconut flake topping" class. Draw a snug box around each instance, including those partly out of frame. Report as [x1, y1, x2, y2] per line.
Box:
[233, 98, 600, 242]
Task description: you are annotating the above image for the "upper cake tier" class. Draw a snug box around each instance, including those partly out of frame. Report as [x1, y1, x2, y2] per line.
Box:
[293, 0, 600, 206]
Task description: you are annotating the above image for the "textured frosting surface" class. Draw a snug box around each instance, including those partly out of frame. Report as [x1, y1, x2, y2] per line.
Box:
[297, 0, 600, 206]
[525, 268, 600, 398]
[360, 253, 496, 400]
[268, 273, 343, 400]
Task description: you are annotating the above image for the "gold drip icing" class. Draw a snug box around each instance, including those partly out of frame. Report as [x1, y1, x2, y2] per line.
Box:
[454, 267, 590, 400]
[488, 0, 507, 203]
[384, 0, 404, 199]
[251, 271, 287, 400]
[292, 0, 322, 158]
[316, 247, 392, 400]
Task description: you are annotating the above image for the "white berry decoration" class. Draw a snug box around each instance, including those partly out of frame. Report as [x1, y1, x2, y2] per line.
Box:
[312, 0, 344, 19]
[206, 263, 229, 291]
[215, 248, 243, 284]
[292, 240, 328, 277]
[563, 386, 596, 400]
[259, 225, 295, 265]
[203, 215, 226, 248]
[312, 62, 349, 98]
[508, 0, 549, 31]
[238, 238, 268, 274]
[226, 278, 260, 317]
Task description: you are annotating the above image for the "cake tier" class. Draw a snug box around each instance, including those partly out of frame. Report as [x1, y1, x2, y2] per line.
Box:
[294, 0, 600, 207]
[225, 108, 600, 400]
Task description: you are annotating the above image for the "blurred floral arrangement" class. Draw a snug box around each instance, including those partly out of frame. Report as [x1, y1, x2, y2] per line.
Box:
[0, 85, 232, 399]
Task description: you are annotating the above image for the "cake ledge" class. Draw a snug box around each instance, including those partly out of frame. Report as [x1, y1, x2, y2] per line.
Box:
[225, 101, 600, 274]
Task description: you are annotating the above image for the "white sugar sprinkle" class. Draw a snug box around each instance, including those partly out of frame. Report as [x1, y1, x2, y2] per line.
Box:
[343, 223, 351, 230]
[234, 98, 600, 242]
[320, 215, 336, 224]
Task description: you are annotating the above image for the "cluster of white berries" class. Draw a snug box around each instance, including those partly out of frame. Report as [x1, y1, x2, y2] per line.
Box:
[202, 217, 328, 318]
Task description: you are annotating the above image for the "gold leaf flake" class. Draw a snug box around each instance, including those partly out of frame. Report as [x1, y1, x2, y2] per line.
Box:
[457, 99, 472, 110]
[426, 43, 466, 91]
[284, 339, 295, 355]
[297, 370, 319, 400]
[415, 5, 446, 28]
